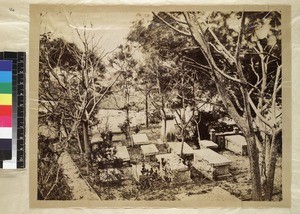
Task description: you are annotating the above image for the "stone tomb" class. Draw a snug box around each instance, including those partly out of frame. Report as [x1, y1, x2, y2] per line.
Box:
[225, 134, 248, 156]
[155, 153, 191, 184]
[141, 144, 159, 162]
[193, 149, 231, 180]
[132, 163, 153, 182]
[91, 133, 104, 144]
[115, 146, 130, 165]
[199, 140, 218, 150]
[90, 132, 124, 147]
[111, 134, 125, 147]
[167, 141, 194, 160]
[156, 153, 188, 172]
[132, 133, 149, 146]
[98, 168, 124, 184]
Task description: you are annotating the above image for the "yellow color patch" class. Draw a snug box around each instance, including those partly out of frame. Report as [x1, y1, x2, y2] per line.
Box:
[0, 94, 12, 105]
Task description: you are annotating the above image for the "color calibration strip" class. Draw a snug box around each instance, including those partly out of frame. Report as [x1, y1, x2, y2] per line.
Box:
[0, 60, 12, 161]
[0, 52, 26, 169]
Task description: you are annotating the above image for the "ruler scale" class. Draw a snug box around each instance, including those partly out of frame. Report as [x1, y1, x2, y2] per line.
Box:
[0, 60, 12, 163]
[0, 52, 26, 169]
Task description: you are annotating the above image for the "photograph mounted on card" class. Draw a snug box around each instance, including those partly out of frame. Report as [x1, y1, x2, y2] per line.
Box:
[29, 4, 291, 208]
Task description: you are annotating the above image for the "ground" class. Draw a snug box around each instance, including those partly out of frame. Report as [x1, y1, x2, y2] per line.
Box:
[65, 123, 282, 201]
[58, 151, 100, 200]
[217, 150, 282, 201]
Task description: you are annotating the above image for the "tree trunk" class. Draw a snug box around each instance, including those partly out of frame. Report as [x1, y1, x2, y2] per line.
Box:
[196, 113, 201, 148]
[196, 123, 201, 148]
[161, 109, 167, 142]
[76, 129, 83, 154]
[82, 120, 91, 159]
[180, 129, 185, 157]
[264, 133, 279, 200]
[82, 120, 91, 173]
[58, 113, 64, 143]
[245, 133, 263, 201]
[125, 106, 131, 140]
[265, 137, 271, 177]
[180, 82, 186, 156]
[145, 93, 149, 129]
[260, 140, 267, 193]
[125, 88, 131, 140]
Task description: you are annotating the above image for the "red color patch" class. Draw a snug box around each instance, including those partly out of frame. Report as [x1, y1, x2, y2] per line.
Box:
[0, 105, 12, 116]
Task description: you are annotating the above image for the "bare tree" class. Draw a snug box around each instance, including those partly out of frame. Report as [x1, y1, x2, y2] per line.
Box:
[153, 11, 282, 200]
[39, 26, 121, 174]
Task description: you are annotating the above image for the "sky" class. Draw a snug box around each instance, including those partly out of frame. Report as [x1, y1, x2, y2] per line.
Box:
[39, 10, 154, 82]
[39, 11, 245, 60]
[40, 11, 150, 55]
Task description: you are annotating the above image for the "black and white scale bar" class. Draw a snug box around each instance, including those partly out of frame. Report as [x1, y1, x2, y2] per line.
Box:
[0, 52, 26, 169]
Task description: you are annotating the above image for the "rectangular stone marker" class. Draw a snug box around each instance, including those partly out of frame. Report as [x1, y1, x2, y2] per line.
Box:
[225, 135, 248, 156]
[132, 133, 149, 146]
[193, 148, 232, 180]
[141, 144, 159, 162]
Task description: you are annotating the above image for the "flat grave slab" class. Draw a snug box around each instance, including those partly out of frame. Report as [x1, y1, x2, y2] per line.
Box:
[141, 144, 159, 161]
[225, 135, 248, 156]
[199, 140, 218, 149]
[193, 149, 232, 180]
[132, 133, 149, 146]
[167, 141, 194, 156]
[115, 146, 130, 162]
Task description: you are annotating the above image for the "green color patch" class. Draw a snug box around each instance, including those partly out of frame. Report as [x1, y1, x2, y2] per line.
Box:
[0, 82, 12, 94]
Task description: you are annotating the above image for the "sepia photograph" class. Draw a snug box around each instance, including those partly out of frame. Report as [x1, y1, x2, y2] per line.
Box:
[29, 5, 291, 207]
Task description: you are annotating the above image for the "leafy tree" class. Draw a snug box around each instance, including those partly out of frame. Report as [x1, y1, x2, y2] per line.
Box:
[128, 14, 220, 146]
[39, 26, 119, 174]
[148, 11, 283, 201]
[39, 33, 87, 150]
[37, 135, 73, 200]
[108, 44, 139, 140]
[141, 55, 179, 142]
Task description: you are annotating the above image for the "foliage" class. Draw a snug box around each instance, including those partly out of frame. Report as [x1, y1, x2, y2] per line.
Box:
[38, 26, 119, 198]
[128, 13, 220, 144]
[39, 28, 116, 161]
[128, 11, 282, 200]
[118, 119, 131, 140]
[108, 44, 140, 138]
[37, 135, 73, 200]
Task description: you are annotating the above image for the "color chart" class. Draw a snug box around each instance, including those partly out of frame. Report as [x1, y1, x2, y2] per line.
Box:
[0, 52, 26, 169]
[0, 60, 12, 161]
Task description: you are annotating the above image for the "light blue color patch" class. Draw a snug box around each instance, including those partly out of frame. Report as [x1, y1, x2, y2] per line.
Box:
[0, 71, 12, 83]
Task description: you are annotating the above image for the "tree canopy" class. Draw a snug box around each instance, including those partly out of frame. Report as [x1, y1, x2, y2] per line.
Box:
[127, 11, 282, 201]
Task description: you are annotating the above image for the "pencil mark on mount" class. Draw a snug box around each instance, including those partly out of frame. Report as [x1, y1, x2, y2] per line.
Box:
[35, 7, 287, 205]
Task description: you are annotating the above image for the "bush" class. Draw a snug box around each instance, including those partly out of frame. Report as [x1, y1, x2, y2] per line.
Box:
[37, 135, 73, 200]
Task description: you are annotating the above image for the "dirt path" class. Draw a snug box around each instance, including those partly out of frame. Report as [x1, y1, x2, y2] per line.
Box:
[58, 151, 100, 200]
[176, 186, 241, 202]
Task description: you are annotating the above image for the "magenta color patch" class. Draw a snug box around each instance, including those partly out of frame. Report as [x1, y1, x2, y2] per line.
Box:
[0, 116, 12, 127]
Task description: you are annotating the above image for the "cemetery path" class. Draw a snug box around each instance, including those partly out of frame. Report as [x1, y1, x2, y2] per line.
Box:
[176, 186, 241, 202]
[58, 151, 100, 200]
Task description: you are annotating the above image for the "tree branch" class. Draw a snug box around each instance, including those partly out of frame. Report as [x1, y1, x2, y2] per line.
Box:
[44, 166, 60, 200]
[271, 65, 282, 124]
[214, 66, 243, 84]
[207, 28, 236, 64]
[152, 12, 192, 37]
[87, 71, 122, 119]
[248, 95, 273, 129]
[183, 11, 247, 128]
[165, 12, 189, 25]
[235, 11, 244, 60]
